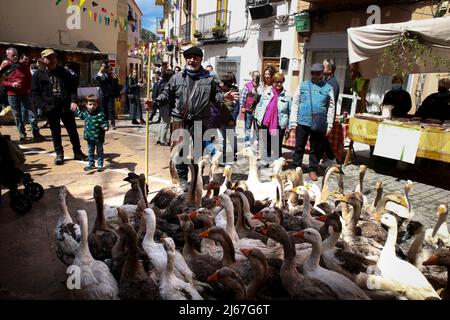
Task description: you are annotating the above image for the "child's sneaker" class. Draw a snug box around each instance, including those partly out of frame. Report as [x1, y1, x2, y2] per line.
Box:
[97, 166, 105, 172]
[84, 164, 96, 171]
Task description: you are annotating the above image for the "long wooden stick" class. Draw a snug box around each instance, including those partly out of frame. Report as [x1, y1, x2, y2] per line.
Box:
[145, 43, 153, 182]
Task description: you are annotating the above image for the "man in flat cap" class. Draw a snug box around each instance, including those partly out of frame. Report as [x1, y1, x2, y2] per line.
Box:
[147, 46, 239, 191]
[31, 48, 87, 165]
[289, 62, 335, 181]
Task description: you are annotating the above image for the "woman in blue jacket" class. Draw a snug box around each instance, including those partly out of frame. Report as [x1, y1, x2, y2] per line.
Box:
[254, 72, 292, 167]
[289, 63, 335, 181]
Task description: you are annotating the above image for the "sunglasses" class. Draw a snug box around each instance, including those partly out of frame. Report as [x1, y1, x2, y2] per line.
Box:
[273, 81, 284, 84]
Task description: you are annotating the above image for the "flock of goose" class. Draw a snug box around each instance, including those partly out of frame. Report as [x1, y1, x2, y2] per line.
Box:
[55, 147, 449, 300]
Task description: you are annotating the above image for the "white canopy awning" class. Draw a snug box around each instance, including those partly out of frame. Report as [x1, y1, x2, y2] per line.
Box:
[347, 17, 450, 79]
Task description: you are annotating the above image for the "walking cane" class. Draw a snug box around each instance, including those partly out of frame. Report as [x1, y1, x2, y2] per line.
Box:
[145, 43, 153, 183]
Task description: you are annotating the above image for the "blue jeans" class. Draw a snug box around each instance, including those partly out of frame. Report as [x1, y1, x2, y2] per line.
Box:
[244, 111, 258, 146]
[87, 139, 104, 167]
[8, 95, 39, 137]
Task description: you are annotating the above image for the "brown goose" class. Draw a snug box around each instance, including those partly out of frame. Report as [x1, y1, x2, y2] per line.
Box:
[88, 185, 118, 261]
[207, 267, 247, 300]
[423, 249, 450, 300]
[118, 224, 160, 300]
[260, 223, 338, 300]
[199, 227, 253, 283]
[178, 214, 222, 283]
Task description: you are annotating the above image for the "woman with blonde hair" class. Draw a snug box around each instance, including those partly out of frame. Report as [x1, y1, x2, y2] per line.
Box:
[254, 72, 292, 167]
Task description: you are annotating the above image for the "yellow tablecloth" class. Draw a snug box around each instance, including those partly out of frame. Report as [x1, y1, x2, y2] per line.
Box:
[348, 117, 450, 163]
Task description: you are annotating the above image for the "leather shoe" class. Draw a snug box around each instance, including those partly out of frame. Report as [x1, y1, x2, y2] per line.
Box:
[74, 152, 88, 161]
[140, 118, 146, 125]
[309, 171, 318, 181]
[131, 119, 139, 125]
[55, 154, 64, 165]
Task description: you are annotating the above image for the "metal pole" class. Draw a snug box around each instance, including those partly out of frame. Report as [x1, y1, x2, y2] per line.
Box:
[145, 43, 153, 182]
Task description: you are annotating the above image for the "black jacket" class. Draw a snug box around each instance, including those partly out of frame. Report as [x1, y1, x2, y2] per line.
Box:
[415, 92, 450, 121]
[96, 72, 119, 97]
[155, 68, 224, 122]
[31, 66, 77, 112]
[127, 76, 141, 96]
[382, 89, 412, 118]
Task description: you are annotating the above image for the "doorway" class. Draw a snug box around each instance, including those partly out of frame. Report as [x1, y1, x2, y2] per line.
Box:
[262, 40, 281, 73]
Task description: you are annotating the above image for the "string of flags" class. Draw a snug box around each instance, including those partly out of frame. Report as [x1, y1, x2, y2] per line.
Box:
[57, 0, 130, 31]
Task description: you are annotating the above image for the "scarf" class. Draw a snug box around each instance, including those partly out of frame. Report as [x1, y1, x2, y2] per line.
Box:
[182, 66, 211, 80]
[263, 86, 281, 136]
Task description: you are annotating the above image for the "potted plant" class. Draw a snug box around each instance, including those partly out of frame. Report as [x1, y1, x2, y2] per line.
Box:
[194, 30, 203, 39]
[212, 23, 226, 38]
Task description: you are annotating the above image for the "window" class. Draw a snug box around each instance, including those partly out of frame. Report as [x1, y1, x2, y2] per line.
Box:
[216, 56, 241, 85]
[263, 41, 281, 58]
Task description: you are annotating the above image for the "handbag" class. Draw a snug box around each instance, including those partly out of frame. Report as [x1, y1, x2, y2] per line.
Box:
[308, 82, 327, 132]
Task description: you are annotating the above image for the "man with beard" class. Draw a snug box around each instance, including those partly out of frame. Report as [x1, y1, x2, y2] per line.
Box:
[146, 46, 239, 191]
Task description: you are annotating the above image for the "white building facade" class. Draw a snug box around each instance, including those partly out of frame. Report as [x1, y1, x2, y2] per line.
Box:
[197, 0, 299, 94]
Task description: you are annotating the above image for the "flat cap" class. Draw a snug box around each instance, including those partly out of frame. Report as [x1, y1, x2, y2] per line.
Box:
[41, 49, 56, 58]
[311, 63, 324, 72]
[183, 46, 203, 58]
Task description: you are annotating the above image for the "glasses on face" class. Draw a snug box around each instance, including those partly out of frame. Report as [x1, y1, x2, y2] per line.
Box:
[274, 81, 284, 84]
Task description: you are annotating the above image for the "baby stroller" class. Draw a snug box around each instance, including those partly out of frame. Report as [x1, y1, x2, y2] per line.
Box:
[0, 134, 44, 214]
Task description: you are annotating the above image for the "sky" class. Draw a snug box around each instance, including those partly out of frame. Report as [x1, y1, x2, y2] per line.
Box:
[136, 0, 163, 33]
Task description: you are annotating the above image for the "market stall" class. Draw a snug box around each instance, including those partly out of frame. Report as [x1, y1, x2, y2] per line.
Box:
[349, 114, 450, 163]
[344, 17, 450, 164]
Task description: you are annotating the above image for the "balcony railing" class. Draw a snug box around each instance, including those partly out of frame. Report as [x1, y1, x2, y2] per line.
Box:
[197, 10, 231, 40]
[180, 20, 192, 43]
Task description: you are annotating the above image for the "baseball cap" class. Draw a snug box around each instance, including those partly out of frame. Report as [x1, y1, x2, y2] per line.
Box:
[311, 63, 324, 72]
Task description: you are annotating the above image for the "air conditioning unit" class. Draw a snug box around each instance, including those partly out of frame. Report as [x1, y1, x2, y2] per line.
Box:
[247, 0, 274, 20]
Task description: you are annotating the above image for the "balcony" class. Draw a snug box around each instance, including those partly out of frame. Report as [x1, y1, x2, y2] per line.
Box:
[197, 10, 231, 41]
[180, 21, 192, 44]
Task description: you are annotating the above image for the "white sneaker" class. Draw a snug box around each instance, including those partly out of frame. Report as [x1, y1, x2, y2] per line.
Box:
[319, 158, 337, 168]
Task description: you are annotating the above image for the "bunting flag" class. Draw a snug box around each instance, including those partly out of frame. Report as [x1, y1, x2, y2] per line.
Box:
[78, 0, 86, 7]
[68, 0, 73, 5]
[99, 15, 102, 24]
[94, 12, 97, 21]
[92, 1, 98, 7]
[101, 7, 107, 13]
[56, 0, 63, 5]
[114, 19, 118, 28]
[83, 7, 87, 12]
[88, 9, 92, 19]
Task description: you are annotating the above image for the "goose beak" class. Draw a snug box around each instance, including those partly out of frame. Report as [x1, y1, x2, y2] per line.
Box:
[207, 272, 219, 282]
[315, 215, 327, 222]
[423, 255, 438, 266]
[240, 248, 251, 256]
[290, 187, 298, 194]
[292, 230, 305, 238]
[188, 211, 198, 219]
[199, 230, 210, 238]
[252, 212, 263, 220]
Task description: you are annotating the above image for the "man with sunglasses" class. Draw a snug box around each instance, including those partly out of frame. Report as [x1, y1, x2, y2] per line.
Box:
[289, 63, 335, 181]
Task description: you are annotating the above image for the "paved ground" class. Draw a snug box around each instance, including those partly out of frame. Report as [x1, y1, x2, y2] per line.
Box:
[0, 114, 449, 299]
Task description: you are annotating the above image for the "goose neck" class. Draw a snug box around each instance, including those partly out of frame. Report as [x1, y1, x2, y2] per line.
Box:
[323, 230, 340, 251]
[382, 224, 398, 258]
[432, 215, 448, 238]
[305, 239, 322, 269]
[79, 215, 92, 261]
[407, 228, 425, 264]
[216, 232, 236, 266]
[246, 258, 267, 299]
[144, 213, 156, 243]
[320, 169, 334, 202]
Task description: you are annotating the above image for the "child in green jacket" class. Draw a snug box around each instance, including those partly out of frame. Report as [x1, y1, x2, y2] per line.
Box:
[71, 94, 109, 171]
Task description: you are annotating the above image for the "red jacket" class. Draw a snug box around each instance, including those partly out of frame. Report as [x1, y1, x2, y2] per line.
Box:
[1, 60, 32, 96]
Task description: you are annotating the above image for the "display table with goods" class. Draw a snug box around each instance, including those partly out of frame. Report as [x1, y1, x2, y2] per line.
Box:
[348, 114, 450, 163]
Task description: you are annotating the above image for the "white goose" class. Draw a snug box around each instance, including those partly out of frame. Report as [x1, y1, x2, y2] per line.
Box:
[159, 237, 203, 300]
[384, 180, 414, 221]
[293, 228, 370, 300]
[377, 213, 441, 300]
[141, 208, 196, 284]
[55, 186, 81, 266]
[71, 210, 119, 300]
[219, 165, 232, 195]
[236, 147, 276, 201]
[424, 204, 449, 248]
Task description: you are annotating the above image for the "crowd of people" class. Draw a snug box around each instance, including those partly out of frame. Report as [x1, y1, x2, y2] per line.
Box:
[1, 45, 449, 180]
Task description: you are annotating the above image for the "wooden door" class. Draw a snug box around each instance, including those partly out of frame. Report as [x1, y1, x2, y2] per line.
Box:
[262, 58, 280, 73]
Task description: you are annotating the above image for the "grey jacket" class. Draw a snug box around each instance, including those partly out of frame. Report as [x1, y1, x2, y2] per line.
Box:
[155, 68, 224, 122]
